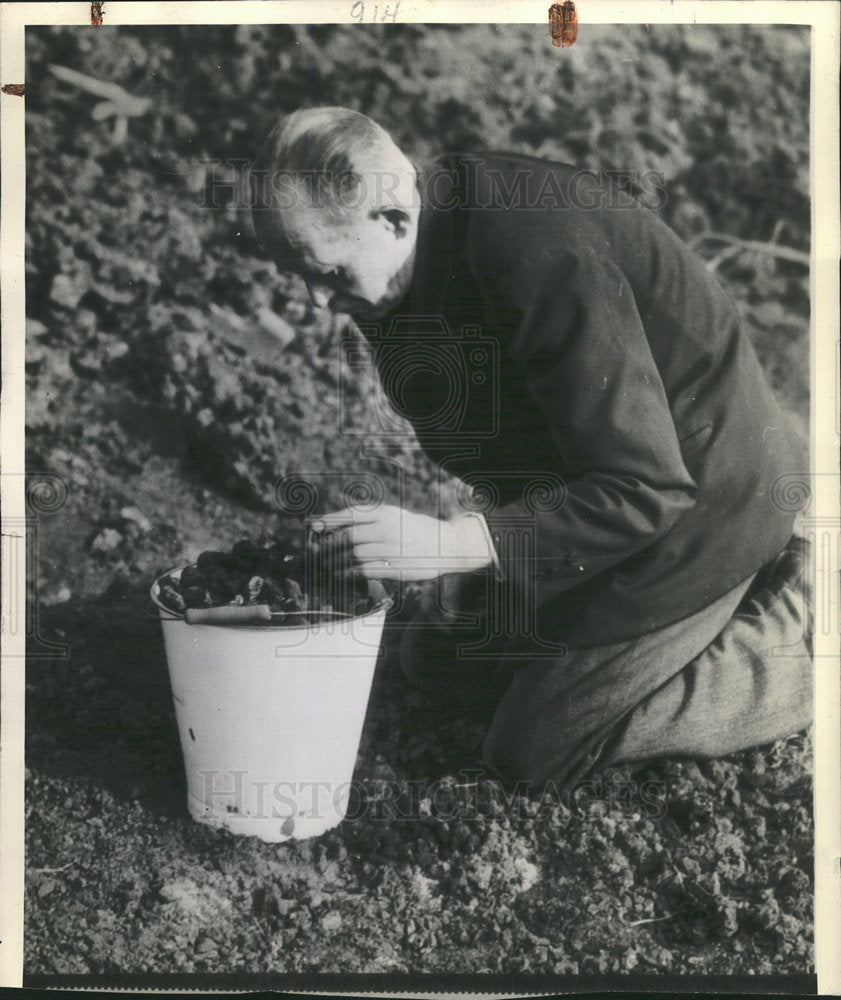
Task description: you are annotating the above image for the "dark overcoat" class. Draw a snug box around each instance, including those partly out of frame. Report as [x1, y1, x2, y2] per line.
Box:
[367, 152, 802, 648]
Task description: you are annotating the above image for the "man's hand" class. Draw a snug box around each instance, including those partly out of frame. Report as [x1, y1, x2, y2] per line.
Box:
[308, 504, 494, 580]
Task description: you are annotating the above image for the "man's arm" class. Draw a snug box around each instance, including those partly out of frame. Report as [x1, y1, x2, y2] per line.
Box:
[481, 251, 698, 595]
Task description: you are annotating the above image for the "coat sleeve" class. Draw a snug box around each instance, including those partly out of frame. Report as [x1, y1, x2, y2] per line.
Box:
[481, 251, 698, 596]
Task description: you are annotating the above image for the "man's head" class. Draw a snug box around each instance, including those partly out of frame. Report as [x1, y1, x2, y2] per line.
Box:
[251, 107, 420, 319]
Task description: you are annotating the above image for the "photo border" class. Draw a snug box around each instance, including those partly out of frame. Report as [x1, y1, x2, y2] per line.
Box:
[2, 0, 838, 993]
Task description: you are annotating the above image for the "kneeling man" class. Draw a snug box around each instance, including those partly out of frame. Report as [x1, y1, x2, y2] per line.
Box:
[251, 107, 812, 788]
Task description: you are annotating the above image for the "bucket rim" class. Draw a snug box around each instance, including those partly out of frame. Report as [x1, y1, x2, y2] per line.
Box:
[150, 566, 392, 631]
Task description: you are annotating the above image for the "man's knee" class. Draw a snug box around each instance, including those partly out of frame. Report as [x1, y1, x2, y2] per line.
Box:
[481, 730, 538, 786]
[481, 724, 607, 791]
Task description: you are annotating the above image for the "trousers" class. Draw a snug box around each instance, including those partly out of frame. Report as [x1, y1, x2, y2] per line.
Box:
[399, 535, 813, 789]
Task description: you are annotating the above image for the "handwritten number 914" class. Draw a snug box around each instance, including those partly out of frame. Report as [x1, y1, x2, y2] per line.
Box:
[351, 0, 401, 22]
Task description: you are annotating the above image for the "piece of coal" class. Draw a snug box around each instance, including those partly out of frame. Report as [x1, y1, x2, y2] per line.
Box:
[231, 539, 260, 571]
[197, 550, 233, 575]
[256, 578, 280, 607]
[209, 573, 246, 604]
[279, 577, 306, 610]
[159, 584, 186, 613]
[183, 586, 212, 609]
[179, 566, 208, 591]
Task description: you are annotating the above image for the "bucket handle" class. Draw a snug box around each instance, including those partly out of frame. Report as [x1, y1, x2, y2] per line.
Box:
[142, 595, 182, 621]
[183, 605, 363, 626]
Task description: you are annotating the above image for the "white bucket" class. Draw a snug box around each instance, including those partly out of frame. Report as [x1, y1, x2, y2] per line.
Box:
[151, 570, 391, 842]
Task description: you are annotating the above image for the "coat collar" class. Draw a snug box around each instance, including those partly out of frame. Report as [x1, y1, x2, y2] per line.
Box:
[402, 170, 459, 324]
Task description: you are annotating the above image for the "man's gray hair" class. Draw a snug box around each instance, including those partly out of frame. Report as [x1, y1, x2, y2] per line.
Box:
[251, 106, 397, 245]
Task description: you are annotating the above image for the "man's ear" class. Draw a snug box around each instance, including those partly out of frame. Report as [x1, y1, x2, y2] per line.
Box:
[371, 206, 412, 238]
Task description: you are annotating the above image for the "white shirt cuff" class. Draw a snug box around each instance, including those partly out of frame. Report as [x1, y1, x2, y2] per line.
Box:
[456, 512, 504, 581]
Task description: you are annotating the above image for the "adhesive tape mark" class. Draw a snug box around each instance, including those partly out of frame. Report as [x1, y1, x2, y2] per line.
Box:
[549, 1, 578, 47]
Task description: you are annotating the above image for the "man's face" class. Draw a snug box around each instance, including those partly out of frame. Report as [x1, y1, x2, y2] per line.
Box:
[276, 192, 417, 321]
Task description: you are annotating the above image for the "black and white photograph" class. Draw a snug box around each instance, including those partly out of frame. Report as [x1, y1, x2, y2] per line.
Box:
[2, 0, 839, 993]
